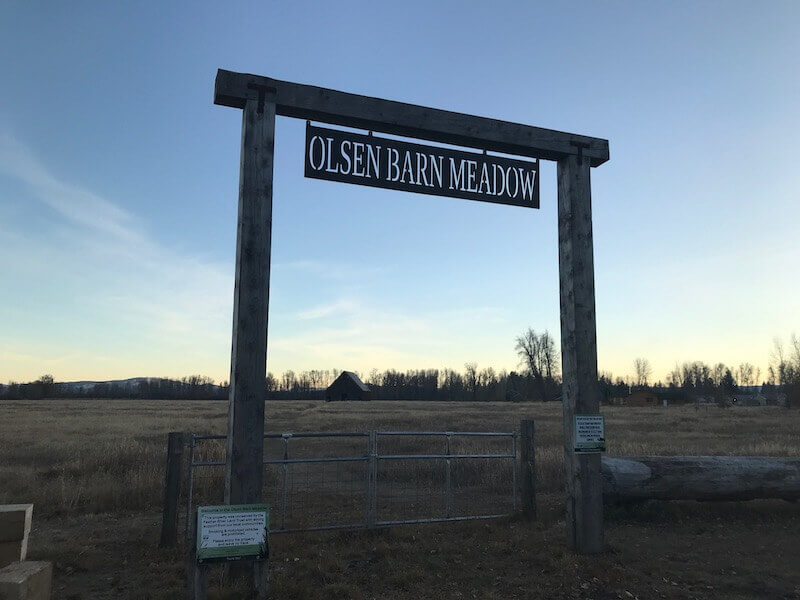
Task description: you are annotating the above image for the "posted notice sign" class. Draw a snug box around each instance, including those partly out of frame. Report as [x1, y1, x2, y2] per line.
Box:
[305, 124, 539, 208]
[574, 415, 605, 453]
[196, 504, 269, 564]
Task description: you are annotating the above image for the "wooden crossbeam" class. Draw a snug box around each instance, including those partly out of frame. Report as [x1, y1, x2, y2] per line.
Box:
[214, 69, 609, 167]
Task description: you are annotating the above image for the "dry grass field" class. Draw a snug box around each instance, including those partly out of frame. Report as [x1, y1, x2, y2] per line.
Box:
[1, 399, 799, 599]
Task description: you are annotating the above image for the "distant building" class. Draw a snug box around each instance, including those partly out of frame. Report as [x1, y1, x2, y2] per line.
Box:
[625, 390, 661, 407]
[730, 392, 766, 407]
[325, 371, 371, 402]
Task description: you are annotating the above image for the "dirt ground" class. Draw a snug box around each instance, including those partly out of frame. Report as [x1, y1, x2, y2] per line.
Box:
[28, 497, 800, 599]
[3, 399, 800, 599]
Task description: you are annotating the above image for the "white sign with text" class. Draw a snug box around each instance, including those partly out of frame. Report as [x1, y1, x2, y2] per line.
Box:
[574, 415, 605, 453]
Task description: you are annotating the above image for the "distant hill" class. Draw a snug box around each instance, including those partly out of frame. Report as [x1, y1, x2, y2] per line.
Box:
[1, 376, 227, 400]
[58, 377, 154, 392]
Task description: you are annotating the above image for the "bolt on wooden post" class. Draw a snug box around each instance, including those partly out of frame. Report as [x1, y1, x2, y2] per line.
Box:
[557, 153, 604, 554]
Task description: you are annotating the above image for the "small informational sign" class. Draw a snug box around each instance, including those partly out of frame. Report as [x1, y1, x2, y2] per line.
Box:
[305, 124, 540, 209]
[574, 415, 605, 453]
[196, 504, 269, 564]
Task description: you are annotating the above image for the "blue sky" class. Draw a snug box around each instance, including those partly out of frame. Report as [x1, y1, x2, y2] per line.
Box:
[1, 1, 798, 383]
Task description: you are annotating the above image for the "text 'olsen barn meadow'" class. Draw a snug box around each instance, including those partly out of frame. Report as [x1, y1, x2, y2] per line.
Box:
[305, 125, 539, 208]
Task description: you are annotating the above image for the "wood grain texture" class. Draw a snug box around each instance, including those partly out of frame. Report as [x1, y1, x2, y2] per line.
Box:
[603, 456, 800, 502]
[215, 69, 609, 167]
[188, 515, 208, 600]
[253, 559, 269, 599]
[159, 432, 185, 548]
[557, 154, 604, 554]
[225, 94, 276, 506]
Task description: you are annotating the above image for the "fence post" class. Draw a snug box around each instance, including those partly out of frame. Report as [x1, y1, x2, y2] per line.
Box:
[280, 434, 290, 530]
[188, 509, 207, 600]
[367, 431, 377, 527]
[520, 420, 536, 520]
[445, 433, 453, 518]
[185, 435, 195, 541]
[160, 431, 186, 548]
[511, 433, 518, 512]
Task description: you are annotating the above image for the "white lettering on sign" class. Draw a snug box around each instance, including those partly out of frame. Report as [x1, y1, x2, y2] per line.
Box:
[305, 125, 539, 209]
[308, 135, 326, 171]
[574, 415, 606, 453]
[199, 510, 267, 550]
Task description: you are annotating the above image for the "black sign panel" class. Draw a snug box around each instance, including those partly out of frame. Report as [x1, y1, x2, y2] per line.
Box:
[305, 125, 539, 209]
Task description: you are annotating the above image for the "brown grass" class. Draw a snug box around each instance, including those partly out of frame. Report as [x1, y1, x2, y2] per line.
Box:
[1, 399, 799, 599]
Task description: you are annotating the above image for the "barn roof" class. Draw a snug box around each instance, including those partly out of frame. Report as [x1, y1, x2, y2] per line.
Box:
[337, 371, 370, 392]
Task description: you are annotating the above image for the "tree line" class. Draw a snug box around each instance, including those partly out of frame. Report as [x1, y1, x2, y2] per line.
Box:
[2, 330, 797, 406]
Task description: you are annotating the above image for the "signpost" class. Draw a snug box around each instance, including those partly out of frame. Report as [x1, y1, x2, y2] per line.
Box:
[196, 505, 269, 563]
[190, 505, 269, 599]
[213, 68, 609, 595]
[305, 124, 539, 208]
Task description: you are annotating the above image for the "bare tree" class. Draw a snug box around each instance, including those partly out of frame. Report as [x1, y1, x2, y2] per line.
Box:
[464, 362, 478, 402]
[515, 329, 559, 380]
[711, 363, 727, 387]
[281, 370, 296, 392]
[515, 328, 559, 401]
[265, 372, 276, 393]
[736, 363, 755, 387]
[633, 358, 652, 387]
[770, 338, 787, 385]
[791, 334, 800, 372]
[368, 369, 380, 386]
[666, 363, 682, 387]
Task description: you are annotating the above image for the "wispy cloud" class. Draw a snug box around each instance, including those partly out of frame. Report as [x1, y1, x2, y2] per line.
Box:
[0, 133, 234, 380]
[295, 299, 359, 320]
[0, 134, 146, 246]
[270, 298, 510, 373]
[0, 134, 516, 380]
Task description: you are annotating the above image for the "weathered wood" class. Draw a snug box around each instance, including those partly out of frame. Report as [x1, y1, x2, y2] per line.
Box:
[188, 513, 207, 600]
[214, 69, 609, 166]
[253, 560, 269, 599]
[191, 564, 207, 600]
[557, 153, 603, 554]
[602, 456, 800, 502]
[225, 93, 276, 506]
[519, 420, 537, 519]
[160, 432, 185, 548]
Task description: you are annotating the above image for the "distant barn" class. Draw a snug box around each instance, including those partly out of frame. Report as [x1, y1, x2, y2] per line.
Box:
[626, 390, 660, 407]
[325, 371, 371, 402]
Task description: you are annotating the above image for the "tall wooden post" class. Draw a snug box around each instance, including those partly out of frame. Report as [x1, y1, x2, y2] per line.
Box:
[557, 153, 603, 554]
[225, 88, 276, 506]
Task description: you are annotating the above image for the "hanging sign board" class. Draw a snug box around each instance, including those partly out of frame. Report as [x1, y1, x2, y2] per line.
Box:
[196, 504, 269, 564]
[305, 124, 539, 208]
[574, 415, 605, 453]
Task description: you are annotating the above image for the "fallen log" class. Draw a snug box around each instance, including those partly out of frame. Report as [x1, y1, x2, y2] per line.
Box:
[601, 456, 800, 502]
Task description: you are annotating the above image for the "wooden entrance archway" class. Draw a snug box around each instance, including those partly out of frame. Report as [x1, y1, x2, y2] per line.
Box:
[214, 69, 609, 555]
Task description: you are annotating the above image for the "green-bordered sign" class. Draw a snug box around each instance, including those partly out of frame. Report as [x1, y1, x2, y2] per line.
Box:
[196, 504, 269, 564]
[574, 415, 605, 453]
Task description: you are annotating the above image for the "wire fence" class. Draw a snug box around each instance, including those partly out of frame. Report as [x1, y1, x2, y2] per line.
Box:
[183, 430, 518, 538]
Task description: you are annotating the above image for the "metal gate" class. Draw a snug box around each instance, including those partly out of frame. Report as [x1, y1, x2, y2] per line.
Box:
[185, 430, 517, 536]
